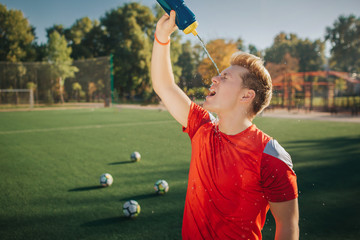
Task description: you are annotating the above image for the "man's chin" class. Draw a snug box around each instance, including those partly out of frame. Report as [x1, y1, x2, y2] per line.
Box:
[203, 101, 216, 112]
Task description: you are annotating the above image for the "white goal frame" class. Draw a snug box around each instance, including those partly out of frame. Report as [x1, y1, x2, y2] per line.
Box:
[0, 89, 34, 108]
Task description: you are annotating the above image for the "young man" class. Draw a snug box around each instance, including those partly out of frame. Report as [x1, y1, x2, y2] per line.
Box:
[151, 11, 299, 240]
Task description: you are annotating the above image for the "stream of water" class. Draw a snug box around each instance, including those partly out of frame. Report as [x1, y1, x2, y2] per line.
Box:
[197, 34, 221, 76]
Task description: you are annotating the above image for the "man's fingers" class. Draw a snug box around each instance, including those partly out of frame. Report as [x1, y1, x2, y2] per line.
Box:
[169, 10, 176, 23]
[158, 13, 169, 24]
[156, 11, 178, 35]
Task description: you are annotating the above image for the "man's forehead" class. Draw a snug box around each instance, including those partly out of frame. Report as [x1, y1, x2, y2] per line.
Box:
[222, 65, 247, 77]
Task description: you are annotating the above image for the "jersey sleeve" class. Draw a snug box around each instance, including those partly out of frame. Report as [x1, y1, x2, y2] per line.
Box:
[182, 102, 212, 140]
[260, 139, 298, 202]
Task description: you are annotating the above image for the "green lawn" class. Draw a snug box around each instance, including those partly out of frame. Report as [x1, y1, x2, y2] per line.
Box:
[0, 107, 359, 240]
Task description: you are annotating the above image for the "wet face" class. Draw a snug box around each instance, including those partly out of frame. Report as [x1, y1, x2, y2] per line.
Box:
[203, 65, 253, 115]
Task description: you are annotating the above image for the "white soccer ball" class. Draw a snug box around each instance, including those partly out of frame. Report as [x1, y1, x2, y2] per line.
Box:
[130, 151, 141, 162]
[123, 200, 141, 218]
[154, 179, 169, 195]
[100, 173, 113, 187]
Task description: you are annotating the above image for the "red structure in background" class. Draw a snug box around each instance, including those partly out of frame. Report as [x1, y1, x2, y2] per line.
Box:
[271, 71, 360, 112]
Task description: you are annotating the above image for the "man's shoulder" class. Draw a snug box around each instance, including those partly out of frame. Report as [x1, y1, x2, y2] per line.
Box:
[248, 125, 272, 147]
[263, 139, 293, 169]
[184, 102, 213, 139]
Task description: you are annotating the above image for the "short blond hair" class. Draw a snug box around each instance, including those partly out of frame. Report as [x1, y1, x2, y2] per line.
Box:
[230, 51, 272, 117]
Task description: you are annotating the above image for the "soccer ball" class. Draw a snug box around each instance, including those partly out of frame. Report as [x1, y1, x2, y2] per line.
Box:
[154, 179, 169, 195]
[130, 151, 141, 162]
[123, 200, 141, 218]
[100, 173, 113, 187]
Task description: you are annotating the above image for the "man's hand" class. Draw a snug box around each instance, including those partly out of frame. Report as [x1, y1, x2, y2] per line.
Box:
[155, 10, 178, 43]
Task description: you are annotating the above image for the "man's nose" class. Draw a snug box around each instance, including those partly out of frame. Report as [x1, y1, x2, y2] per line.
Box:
[211, 75, 220, 84]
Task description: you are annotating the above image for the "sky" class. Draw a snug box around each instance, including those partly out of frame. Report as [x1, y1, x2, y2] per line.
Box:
[2, 0, 360, 51]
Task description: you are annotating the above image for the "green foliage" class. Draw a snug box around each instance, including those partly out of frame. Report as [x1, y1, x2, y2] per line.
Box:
[101, 3, 156, 100]
[46, 31, 79, 81]
[248, 44, 262, 57]
[33, 43, 47, 61]
[72, 82, 82, 101]
[68, 18, 106, 59]
[236, 38, 245, 51]
[46, 31, 79, 103]
[170, 31, 184, 85]
[46, 24, 69, 43]
[185, 86, 208, 100]
[72, 82, 82, 91]
[26, 81, 37, 91]
[295, 39, 325, 72]
[69, 17, 93, 45]
[177, 41, 196, 88]
[325, 14, 360, 73]
[0, 4, 35, 62]
[265, 32, 325, 72]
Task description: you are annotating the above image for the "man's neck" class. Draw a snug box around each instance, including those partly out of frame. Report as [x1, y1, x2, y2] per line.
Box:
[217, 111, 253, 135]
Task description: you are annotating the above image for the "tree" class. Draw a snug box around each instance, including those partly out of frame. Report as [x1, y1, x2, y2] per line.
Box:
[101, 3, 155, 100]
[73, 22, 107, 59]
[235, 38, 245, 51]
[265, 32, 325, 72]
[197, 39, 239, 86]
[264, 33, 297, 64]
[33, 43, 47, 61]
[248, 44, 262, 58]
[177, 41, 196, 88]
[46, 24, 68, 40]
[325, 14, 360, 73]
[0, 4, 35, 62]
[295, 39, 325, 72]
[67, 17, 107, 59]
[46, 31, 78, 103]
[266, 53, 300, 83]
[69, 17, 93, 45]
[72, 82, 82, 101]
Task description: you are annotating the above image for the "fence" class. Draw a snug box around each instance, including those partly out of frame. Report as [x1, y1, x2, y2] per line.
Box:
[0, 56, 111, 106]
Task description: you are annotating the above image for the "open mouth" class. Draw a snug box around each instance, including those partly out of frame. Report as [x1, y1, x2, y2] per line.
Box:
[208, 89, 216, 97]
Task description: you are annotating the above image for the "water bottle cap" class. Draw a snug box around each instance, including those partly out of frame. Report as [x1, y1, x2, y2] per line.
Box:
[183, 21, 198, 36]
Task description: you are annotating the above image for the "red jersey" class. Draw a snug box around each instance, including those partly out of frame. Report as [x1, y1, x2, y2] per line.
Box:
[182, 103, 298, 240]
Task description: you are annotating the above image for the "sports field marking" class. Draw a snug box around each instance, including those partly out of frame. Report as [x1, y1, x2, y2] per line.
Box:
[0, 120, 176, 135]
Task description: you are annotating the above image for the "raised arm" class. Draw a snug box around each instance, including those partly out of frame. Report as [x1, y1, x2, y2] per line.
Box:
[269, 198, 299, 240]
[151, 11, 191, 127]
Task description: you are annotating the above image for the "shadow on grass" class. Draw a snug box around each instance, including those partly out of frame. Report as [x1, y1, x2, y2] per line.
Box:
[287, 136, 360, 151]
[108, 160, 133, 165]
[81, 216, 129, 227]
[68, 185, 103, 192]
[119, 193, 158, 201]
[285, 136, 360, 239]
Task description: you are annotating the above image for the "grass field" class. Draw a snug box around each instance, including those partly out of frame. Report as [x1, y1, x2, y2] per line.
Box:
[0, 107, 359, 240]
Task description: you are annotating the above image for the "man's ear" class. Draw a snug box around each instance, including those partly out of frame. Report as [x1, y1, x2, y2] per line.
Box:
[240, 89, 256, 103]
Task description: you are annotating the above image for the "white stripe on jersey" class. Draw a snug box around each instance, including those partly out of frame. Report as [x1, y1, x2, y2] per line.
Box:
[263, 139, 293, 169]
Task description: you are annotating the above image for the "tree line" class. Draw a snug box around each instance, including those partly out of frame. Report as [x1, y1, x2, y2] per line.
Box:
[0, 2, 359, 103]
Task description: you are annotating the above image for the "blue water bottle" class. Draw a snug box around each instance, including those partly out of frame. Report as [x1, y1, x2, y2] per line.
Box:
[156, 0, 198, 36]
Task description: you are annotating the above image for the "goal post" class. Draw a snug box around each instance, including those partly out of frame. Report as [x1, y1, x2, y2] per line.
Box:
[0, 89, 34, 108]
[0, 56, 111, 106]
